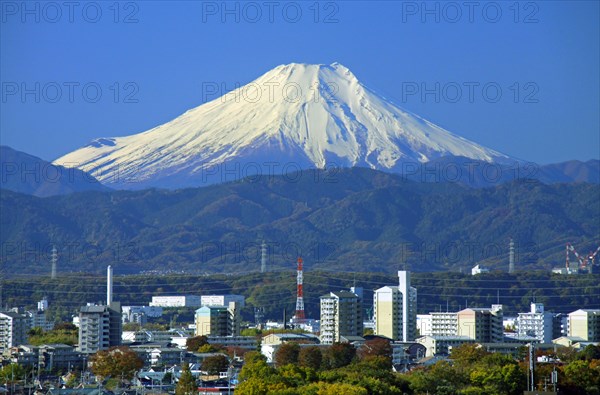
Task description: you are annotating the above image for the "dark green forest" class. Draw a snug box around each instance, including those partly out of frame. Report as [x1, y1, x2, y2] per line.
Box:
[1, 168, 599, 276]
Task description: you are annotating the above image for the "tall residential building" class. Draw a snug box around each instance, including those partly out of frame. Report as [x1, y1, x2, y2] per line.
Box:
[78, 303, 122, 354]
[457, 305, 504, 343]
[568, 309, 600, 341]
[516, 303, 556, 343]
[319, 290, 363, 344]
[195, 302, 240, 337]
[398, 271, 417, 342]
[0, 312, 29, 354]
[374, 286, 402, 340]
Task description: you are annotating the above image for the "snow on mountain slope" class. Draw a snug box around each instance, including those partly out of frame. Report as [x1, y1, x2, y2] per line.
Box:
[54, 63, 513, 188]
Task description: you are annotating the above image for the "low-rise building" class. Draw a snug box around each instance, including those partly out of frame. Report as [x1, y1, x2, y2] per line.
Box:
[207, 336, 258, 350]
[416, 335, 476, 357]
[150, 296, 201, 308]
[201, 295, 245, 308]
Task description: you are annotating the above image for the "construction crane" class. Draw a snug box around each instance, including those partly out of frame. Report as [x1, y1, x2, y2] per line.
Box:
[566, 243, 600, 273]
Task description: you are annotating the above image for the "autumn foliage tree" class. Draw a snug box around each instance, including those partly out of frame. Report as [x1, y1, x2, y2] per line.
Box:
[274, 342, 301, 367]
[201, 354, 230, 375]
[186, 335, 208, 351]
[298, 346, 323, 370]
[89, 346, 144, 380]
[358, 338, 393, 367]
[323, 342, 356, 369]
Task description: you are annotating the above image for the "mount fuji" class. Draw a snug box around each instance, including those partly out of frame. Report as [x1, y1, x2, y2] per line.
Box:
[54, 63, 514, 188]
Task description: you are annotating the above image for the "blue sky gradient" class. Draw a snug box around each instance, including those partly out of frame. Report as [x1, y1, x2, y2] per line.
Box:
[1, 1, 598, 164]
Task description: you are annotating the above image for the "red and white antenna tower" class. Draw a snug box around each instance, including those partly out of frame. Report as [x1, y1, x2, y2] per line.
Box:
[295, 257, 305, 322]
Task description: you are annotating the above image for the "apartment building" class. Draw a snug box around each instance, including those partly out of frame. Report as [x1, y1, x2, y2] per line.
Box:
[320, 290, 363, 344]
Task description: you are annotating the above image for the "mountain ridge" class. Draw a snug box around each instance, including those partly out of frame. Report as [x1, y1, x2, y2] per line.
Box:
[2, 168, 598, 276]
[0, 146, 110, 197]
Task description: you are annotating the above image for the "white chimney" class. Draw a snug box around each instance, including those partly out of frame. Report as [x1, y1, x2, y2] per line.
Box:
[107, 265, 113, 305]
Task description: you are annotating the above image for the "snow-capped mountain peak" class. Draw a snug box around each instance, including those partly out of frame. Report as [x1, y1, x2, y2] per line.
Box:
[54, 63, 512, 188]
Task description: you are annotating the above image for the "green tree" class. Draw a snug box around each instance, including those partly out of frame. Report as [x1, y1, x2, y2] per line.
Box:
[299, 346, 323, 370]
[579, 345, 600, 361]
[198, 344, 218, 353]
[175, 363, 197, 395]
[89, 346, 144, 380]
[186, 335, 208, 351]
[201, 354, 229, 375]
[451, 343, 490, 371]
[0, 364, 25, 382]
[274, 342, 301, 367]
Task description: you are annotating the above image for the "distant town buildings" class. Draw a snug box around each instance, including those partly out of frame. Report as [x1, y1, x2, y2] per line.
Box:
[150, 295, 201, 307]
[25, 309, 53, 331]
[122, 305, 163, 325]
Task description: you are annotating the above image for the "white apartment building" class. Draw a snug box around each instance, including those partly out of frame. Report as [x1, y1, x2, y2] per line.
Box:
[417, 314, 432, 337]
[150, 295, 201, 307]
[398, 271, 417, 342]
[516, 303, 555, 343]
[201, 295, 245, 308]
[431, 312, 459, 337]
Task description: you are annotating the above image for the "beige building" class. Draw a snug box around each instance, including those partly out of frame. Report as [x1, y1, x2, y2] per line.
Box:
[194, 302, 240, 337]
[456, 305, 503, 343]
[320, 290, 362, 344]
[567, 309, 600, 341]
[374, 286, 403, 340]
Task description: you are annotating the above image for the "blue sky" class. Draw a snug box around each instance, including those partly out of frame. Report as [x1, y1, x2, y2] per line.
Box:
[1, 1, 598, 164]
